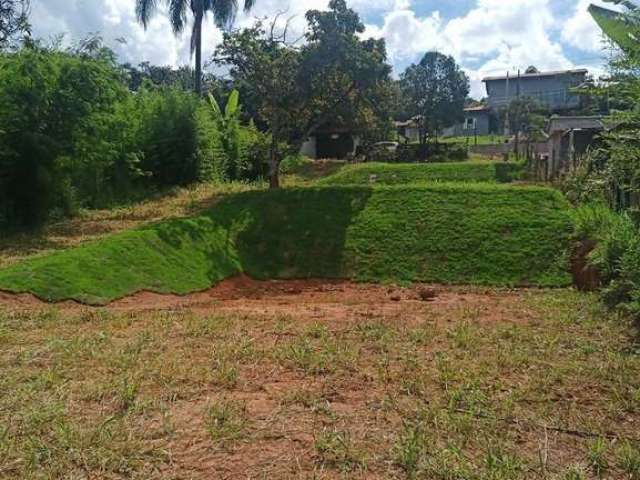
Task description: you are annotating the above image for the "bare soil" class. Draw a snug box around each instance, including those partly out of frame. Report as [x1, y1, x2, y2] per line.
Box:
[1, 280, 639, 479]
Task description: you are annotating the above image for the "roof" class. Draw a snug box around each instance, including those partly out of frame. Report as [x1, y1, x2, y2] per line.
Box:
[464, 105, 491, 112]
[483, 69, 589, 83]
[547, 115, 604, 134]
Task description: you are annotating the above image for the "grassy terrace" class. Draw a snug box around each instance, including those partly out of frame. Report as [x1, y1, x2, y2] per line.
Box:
[0, 184, 571, 304]
[319, 162, 522, 185]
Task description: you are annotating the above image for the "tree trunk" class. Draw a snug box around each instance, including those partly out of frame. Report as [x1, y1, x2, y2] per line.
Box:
[194, 11, 203, 97]
[269, 134, 280, 189]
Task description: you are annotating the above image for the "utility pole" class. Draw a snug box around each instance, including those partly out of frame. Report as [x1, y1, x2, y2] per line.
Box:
[514, 69, 521, 161]
[504, 71, 510, 137]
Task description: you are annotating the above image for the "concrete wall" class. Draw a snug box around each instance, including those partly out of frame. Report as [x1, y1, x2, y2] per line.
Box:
[444, 111, 490, 137]
[300, 137, 317, 158]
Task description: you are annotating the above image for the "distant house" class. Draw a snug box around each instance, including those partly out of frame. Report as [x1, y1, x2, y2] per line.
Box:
[300, 129, 361, 159]
[483, 68, 588, 111]
[442, 105, 491, 137]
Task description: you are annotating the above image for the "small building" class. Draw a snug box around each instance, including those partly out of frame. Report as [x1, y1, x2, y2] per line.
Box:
[300, 129, 361, 159]
[544, 115, 604, 180]
[395, 118, 421, 143]
[483, 68, 588, 112]
[442, 105, 491, 137]
[396, 105, 491, 142]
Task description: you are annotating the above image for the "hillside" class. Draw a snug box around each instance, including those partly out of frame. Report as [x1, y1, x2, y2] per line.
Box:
[318, 162, 522, 185]
[0, 184, 572, 304]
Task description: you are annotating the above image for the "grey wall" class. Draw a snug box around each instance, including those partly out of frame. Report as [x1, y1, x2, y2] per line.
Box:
[485, 72, 586, 111]
[444, 111, 490, 137]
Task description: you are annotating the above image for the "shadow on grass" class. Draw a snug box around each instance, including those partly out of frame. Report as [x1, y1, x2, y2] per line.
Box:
[154, 187, 373, 282]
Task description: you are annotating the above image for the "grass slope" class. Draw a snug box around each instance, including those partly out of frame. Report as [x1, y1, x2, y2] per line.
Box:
[319, 162, 521, 185]
[0, 185, 572, 304]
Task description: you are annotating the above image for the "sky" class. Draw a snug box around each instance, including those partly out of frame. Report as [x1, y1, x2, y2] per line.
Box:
[30, 0, 616, 99]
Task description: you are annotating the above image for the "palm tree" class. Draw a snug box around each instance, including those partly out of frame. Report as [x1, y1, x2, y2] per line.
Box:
[135, 0, 256, 96]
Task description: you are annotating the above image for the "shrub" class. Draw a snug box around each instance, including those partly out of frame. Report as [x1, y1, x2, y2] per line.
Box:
[573, 203, 640, 317]
[0, 45, 129, 226]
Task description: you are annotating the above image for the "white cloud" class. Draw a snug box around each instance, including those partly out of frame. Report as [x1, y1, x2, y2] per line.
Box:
[29, 0, 610, 99]
[562, 0, 616, 53]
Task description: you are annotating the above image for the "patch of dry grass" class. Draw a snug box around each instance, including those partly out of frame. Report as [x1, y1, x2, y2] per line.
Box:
[1, 289, 639, 478]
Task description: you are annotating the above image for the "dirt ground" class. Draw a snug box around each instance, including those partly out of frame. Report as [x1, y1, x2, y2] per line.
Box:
[1, 279, 640, 479]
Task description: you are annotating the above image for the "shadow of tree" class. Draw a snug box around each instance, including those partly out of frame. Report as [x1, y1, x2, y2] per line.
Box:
[154, 187, 373, 283]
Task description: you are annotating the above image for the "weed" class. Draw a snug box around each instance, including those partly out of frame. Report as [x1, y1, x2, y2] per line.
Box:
[587, 438, 609, 477]
[314, 428, 366, 472]
[204, 398, 248, 448]
[618, 442, 640, 478]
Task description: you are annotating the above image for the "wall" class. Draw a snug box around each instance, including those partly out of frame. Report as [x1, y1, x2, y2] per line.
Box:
[300, 137, 317, 158]
[485, 72, 586, 111]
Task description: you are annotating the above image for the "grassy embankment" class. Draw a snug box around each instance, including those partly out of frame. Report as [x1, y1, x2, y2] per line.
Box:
[318, 162, 522, 186]
[0, 184, 572, 304]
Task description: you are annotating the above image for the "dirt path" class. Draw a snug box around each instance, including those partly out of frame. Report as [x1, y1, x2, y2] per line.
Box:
[0, 274, 538, 327]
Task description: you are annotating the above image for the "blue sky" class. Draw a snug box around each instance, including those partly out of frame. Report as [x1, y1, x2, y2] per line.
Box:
[31, 0, 612, 99]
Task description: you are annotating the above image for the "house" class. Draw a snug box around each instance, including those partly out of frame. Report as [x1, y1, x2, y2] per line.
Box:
[300, 129, 362, 159]
[542, 115, 604, 180]
[395, 118, 421, 143]
[483, 68, 588, 112]
[442, 105, 491, 137]
[396, 105, 491, 142]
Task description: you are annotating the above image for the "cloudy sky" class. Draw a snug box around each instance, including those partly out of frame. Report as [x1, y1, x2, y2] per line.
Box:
[31, 0, 614, 98]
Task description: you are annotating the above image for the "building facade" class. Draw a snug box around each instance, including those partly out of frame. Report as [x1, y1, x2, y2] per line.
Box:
[483, 69, 588, 111]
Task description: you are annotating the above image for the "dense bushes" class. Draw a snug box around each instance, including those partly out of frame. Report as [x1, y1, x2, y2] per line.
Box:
[0, 45, 267, 229]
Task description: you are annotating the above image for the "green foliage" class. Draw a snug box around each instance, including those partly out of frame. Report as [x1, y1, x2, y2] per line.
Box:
[318, 162, 522, 185]
[202, 90, 267, 181]
[573, 203, 640, 317]
[0, 43, 266, 228]
[0, 185, 572, 304]
[134, 87, 202, 186]
[0, 44, 131, 226]
[400, 51, 470, 144]
[214, 0, 394, 187]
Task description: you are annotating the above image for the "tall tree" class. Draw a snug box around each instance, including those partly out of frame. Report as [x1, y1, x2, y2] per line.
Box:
[135, 0, 255, 95]
[215, 0, 393, 188]
[0, 0, 30, 48]
[400, 51, 469, 146]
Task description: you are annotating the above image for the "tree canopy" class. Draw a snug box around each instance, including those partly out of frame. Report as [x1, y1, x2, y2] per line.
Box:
[400, 51, 470, 144]
[214, 0, 394, 187]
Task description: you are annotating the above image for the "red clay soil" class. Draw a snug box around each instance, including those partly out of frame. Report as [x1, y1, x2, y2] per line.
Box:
[0, 274, 537, 327]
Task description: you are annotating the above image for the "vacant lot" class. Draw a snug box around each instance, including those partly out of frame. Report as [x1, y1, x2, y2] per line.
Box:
[1, 281, 639, 479]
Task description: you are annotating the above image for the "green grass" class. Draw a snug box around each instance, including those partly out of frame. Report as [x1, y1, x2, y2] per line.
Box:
[318, 162, 522, 186]
[439, 135, 508, 145]
[0, 185, 572, 304]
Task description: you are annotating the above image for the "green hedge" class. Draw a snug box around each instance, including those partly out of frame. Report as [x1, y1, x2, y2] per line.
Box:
[319, 162, 522, 185]
[0, 185, 572, 304]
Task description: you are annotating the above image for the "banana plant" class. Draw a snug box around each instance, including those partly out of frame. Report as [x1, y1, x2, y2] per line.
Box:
[207, 90, 243, 180]
[589, 0, 640, 53]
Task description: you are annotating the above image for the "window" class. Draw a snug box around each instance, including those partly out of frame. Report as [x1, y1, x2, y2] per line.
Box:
[464, 117, 476, 130]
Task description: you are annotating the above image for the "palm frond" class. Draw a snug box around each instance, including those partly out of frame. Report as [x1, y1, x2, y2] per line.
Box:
[135, 0, 159, 29]
[243, 0, 256, 12]
[168, 0, 189, 34]
[210, 0, 239, 29]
